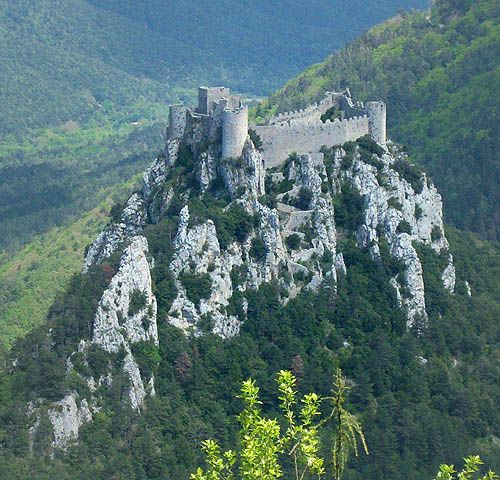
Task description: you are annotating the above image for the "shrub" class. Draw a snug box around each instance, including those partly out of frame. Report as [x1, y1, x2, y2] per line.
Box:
[388, 197, 403, 211]
[249, 237, 267, 261]
[357, 134, 385, 156]
[333, 185, 365, 230]
[341, 154, 354, 170]
[180, 271, 212, 307]
[414, 203, 423, 220]
[285, 233, 301, 251]
[87, 345, 113, 379]
[153, 268, 177, 318]
[397, 219, 413, 235]
[320, 106, 342, 122]
[293, 187, 313, 210]
[130, 341, 161, 378]
[176, 142, 195, 170]
[431, 225, 443, 242]
[230, 264, 249, 288]
[129, 290, 147, 316]
[248, 129, 263, 151]
[390, 159, 424, 193]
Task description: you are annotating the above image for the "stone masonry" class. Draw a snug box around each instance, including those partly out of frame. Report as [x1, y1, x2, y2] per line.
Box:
[168, 87, 387, 168]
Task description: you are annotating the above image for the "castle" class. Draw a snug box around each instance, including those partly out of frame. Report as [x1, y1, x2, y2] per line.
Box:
[168, 86, 386, 167]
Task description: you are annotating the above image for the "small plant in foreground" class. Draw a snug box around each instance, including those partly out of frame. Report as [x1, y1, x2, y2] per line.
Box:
[190, 368, 368, 480]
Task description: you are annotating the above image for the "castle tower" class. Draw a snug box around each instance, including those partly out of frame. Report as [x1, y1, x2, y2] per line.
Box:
[222, 106, 249, 159]
[168, 105, 187, 139]
[366, 101, 387, 145]
[198, 86, 232, 114]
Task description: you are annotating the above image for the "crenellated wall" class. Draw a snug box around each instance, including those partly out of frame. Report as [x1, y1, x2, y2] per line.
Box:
[254, 115, 369, 167]
[167, 86, 386, 169]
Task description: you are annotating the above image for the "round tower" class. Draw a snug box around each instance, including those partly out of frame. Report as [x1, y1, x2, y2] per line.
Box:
[366, 101, 387, 145]
[222, 106, 248, 159]
[168, 105, 187, 140]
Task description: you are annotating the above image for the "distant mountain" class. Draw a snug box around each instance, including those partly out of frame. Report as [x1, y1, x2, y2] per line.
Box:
[0, 0, 427, 136]
[256, 0, 500, 240]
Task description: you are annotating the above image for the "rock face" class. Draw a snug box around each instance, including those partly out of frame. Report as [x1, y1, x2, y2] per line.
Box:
[343, 146, 455, 325]
[92, 236, 158, 353]
[47, 394, 92, 449]
[31, 95, 457, 450]
[31, 235, 158, 450]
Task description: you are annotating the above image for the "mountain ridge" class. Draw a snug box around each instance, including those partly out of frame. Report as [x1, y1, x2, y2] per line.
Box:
[0, 83, 498, 479]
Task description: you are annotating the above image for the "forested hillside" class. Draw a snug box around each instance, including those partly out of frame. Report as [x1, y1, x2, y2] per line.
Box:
[0, 103, 166, 252]
[0, 135, 498, 479]
[255, 0, 500, 240]
[0, 0, 426, 136]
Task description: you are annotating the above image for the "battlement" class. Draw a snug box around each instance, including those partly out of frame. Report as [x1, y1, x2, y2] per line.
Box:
[252, 90, 386, 167]
[167, 87, 386, 169]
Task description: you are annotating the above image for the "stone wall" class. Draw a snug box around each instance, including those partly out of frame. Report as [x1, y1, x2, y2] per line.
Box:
[168, 105, 187, 139]
[197, 86, 231, 114]
[254, 115, 369, 167]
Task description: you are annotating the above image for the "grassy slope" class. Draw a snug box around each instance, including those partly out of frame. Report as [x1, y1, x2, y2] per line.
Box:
[255, 0, 500, 240]
[0, 176, 142, 349]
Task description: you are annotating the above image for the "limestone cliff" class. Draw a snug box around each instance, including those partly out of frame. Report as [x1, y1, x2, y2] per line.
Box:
[28, 103, 456, 450]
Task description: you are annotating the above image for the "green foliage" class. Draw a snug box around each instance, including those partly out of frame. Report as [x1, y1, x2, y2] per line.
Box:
[434, 455, 497, 480]
[130, 341, 161, 379]
[256, 0, 500, 239]
[391, 159, 424, 194]
[432, 225, 443, 242]
[286, 234, 301, 251]
[87, 345, 113, 379]
[128, 290, 147, 317]
[0, 104, 163, 253]
[180, 271, 213, 307]
[249, 129, 263, 151]
[387, 197, 403, 211]
[397, 219, 413, 235]
[0, 220, 499, 478]
[331, 368, 369, 480]
[292, 188, 314, 211]
[356, 135, 385, 158]
[333, 185, 365, 230]
[192, 369, 367, 480]
[415, 203, 423, 220]
[321, 106, 342, 123]
[250, 237, 267, 261]
[189, 197, 254, 250]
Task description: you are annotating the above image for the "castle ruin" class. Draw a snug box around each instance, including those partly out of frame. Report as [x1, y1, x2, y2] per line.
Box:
[168, 86, 386, 168]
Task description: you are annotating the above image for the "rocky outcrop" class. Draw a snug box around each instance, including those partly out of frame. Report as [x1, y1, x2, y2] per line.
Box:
[344, 144, 455, 325]
[220, 139, 266, 197]
[83, 193, 147, 272]
[36, 96, 458, 449]
[48, 394, 92, 449]
[92, 235, 158, 352]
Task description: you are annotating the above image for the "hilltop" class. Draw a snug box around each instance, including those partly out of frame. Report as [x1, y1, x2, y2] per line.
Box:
[255, 0, 500, 239]
[0, 85, 498, 479]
